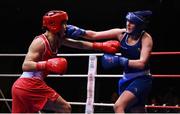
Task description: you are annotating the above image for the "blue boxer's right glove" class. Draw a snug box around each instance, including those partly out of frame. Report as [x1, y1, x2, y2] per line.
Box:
[65, 25, 86, 39]
[101, 53, 129, 69]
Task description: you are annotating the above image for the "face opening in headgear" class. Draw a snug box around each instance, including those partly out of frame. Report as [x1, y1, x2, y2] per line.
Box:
[125, 10, 152, 36]
[42, 10, 68, 33]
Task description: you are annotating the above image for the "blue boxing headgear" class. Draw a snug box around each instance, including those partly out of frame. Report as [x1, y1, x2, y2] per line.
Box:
[126, 10, 152, 35]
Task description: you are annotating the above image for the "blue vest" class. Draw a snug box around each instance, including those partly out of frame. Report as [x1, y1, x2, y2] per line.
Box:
[120, 32, 150, 74]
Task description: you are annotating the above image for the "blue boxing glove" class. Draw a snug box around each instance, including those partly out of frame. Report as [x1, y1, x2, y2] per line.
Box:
[65, 25, 86, 39]
[101, 54, 129, 69]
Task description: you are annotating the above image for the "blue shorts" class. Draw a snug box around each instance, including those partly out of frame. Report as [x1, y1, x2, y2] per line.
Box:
[118, 75, 152, 109]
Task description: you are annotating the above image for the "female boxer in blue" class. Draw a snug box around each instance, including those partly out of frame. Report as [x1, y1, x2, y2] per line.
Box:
[66, 10, 153, 113]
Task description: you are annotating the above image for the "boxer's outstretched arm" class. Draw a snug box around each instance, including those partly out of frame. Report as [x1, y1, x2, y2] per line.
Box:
[62, 38, 120, 54]
[83, 28, 126, 40]
[65, 24, 126, 40]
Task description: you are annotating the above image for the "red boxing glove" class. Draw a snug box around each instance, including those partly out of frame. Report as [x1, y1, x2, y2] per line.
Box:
[36, 58, 67, 74]
[93, 40, 120, 53]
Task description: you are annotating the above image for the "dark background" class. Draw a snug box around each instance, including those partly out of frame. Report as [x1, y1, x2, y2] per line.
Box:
[0, 0, 180, 113]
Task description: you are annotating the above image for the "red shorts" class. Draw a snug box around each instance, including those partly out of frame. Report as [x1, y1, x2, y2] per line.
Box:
[11, 78, 60, 113]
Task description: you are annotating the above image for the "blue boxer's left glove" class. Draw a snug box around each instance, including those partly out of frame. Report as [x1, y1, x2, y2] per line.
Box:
[65, 25, 86, 39]
[101, 53, 129, 69]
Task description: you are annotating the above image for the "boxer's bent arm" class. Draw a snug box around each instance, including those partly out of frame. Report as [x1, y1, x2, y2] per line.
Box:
[128, 33, 153, 69]
[83, 28, 126, 40]
[22, 38, 45, 71]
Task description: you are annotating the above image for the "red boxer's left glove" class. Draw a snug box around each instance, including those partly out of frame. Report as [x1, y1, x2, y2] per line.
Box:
[93, 40, 120, 53]
[36, 58, 67, 74]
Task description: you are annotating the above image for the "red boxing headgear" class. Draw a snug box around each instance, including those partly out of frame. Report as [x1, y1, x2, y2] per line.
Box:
[43, 10, 68, 33]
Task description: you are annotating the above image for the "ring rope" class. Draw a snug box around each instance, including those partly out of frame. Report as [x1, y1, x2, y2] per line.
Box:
[0, 98, 114, 106]
[145, 105, 180, 109]
[1, 51, 180, 57]
[0, 53, 111, 57]
[151, 52, 180, 55]
[1, 74, 180, 78]
[0, 90, 11, 112]
[0, 98, 180, 109]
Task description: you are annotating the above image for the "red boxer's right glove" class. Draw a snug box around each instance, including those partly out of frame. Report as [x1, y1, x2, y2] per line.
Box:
[93, 40, 120, 54]
[36, 58, 67, 74]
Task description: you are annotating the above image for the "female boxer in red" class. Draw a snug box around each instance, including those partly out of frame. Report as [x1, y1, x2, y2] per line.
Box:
[11, 10, 120, 113]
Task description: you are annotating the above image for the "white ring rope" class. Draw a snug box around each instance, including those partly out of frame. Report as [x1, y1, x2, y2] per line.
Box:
[0, 98, 114, 106]
[1, 74, 180, 78]
[1, 98, 180, 109]
[0, 74, 122, 77]
[1, 51, 180, 57]
[0, 90, 11, 112]
[0, 53, 121, 57]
